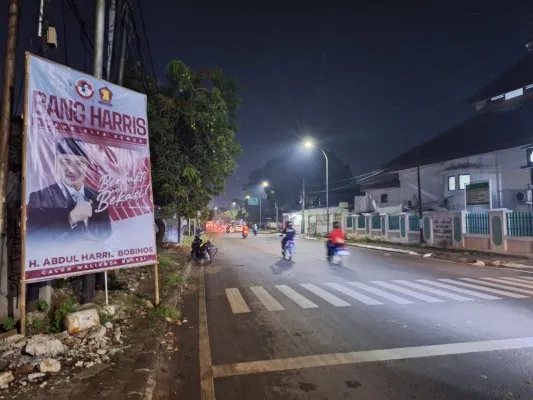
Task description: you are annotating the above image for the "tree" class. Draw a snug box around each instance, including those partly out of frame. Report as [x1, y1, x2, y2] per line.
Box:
[125, 60, 242, 220]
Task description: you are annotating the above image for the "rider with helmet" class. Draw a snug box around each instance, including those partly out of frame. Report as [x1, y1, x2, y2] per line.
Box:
[327, 221, 345, 260]
[280, 221, 296, 256]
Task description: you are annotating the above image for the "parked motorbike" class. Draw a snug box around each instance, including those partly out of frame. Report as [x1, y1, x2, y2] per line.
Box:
[282, 240, 295, 261]
[191, 235, 218, 263]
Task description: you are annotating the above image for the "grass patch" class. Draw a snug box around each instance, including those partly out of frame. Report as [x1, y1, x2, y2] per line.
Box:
[49, 295, 77, 333]
[182, 236, 194, 246]
[166, 272, 183, 287]
[2, 317, 15, 331]
[153, 306, 180, 320]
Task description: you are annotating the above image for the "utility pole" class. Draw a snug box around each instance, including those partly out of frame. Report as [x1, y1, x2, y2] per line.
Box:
[301, 178, 306, 235]
[416, 147, 425, 244]
[0, 0, 19, 316]
[35, 0, 54, 308]
[117, 5, 128, 86]
[106, 0, 117, 81]
[37, 0, 50, 57]
[82, 0, 106, 304]
[93, 0, 105, 78]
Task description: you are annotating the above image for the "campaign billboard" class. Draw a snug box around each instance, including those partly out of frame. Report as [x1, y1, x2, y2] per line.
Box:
[22, 54, 157, 283]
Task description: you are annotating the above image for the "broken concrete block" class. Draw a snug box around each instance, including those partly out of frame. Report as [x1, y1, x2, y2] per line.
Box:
[65, 309, 100, 335]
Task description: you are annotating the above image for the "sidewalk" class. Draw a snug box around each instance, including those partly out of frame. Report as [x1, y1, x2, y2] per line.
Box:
[304, 236, 533, 271]
[4, 247, 192, 400]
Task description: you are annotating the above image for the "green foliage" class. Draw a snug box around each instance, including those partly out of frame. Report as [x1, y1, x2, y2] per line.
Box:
[99, 311, 112, 326]
[151, 306, 180, 321]
[37, 300, 49, 312]
[166, 272, 183, 287]
[2, 317, 15, 331]
[50, 296, 77, 333]
[125, 60, 242, 218]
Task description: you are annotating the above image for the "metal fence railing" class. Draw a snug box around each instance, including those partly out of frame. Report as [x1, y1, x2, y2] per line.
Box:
[466, 213, 490, 235]
[507, 212, 533, 237]
[358, 215, 366, 229]
[388, 215, 400, 230]
[371, 215, 381, 229]
[408, 215, 419, 231]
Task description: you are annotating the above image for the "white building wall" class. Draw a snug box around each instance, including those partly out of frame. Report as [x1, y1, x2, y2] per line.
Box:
[360, 146, 531, 213]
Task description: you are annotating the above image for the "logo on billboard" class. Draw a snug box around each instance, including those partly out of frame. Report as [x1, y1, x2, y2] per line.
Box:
[99, 86, 113, 104]
[74, 77, 94, 99]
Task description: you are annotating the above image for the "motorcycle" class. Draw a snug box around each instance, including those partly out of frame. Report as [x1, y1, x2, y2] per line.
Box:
[253, 228, 258, 236]
[242, 231, 248, 239]
[191, 235, 218, 263]
[327, 243, 350, 266]
[282, 240, 295, 261]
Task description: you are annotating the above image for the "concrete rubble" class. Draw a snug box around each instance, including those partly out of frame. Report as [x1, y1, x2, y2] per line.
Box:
[0, 308, 128, 391]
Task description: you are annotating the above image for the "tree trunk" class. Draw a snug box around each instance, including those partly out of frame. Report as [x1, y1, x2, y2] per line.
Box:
[155, 218, 165, 245]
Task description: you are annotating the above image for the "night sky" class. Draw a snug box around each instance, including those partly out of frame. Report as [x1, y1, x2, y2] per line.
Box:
[1, 1, 533, 206]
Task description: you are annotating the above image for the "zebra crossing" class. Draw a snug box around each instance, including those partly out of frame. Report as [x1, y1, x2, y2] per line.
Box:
[223, 275, 533, 314]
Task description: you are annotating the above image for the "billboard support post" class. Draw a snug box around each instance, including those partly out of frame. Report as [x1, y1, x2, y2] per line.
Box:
[154, 261, 159, 306]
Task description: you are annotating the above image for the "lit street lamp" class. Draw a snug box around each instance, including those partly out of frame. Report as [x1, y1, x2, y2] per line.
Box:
[304, 139, 329, 233]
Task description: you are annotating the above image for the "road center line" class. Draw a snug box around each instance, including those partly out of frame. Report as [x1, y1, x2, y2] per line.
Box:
[199, 265, 216, 400]
[211, 336, 533, 378]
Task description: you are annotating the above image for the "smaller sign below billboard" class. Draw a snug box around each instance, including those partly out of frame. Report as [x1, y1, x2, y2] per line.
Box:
[247, 197, 259, 206]
[465, 181, 491, 210]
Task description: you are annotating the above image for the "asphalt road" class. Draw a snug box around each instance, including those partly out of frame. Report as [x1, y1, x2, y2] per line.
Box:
[174, 233, 533, 400]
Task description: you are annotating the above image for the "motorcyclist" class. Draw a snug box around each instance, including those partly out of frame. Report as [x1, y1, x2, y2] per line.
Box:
[252, 223, 258, 234]
[280, 221, 296, 256]
[242, 223, 249, 238]
[191, 235, 202, 259]
[327, 222, 345, 260]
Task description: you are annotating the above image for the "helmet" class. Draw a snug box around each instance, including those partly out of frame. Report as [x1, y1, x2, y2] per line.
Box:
[333, 221, 340, 229]
[286, 221, 293, 227]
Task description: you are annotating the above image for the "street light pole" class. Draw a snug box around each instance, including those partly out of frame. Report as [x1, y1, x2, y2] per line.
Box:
[302, 178, 305, 235]
[303, 140, 329, 234]
[319, 148, 330, 234]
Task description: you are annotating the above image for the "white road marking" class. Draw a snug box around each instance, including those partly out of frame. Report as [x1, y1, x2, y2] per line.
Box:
[348, 281, 414, 304]
[324, 282, 383, 305]
[497, 277, 533, 286]
[301, 284, 351, 307]
[371, 281, 443, 302]
[483, 277, 533, 290]
[225, 288, 251, 314]
[460, 278, 533, 296]
[199, 266, 216, 400]
[275, 285, 319, 309]
[440, 279, 527, 298]
[392, 280, 473, 301]
[417, 280, 500, 300]
[249, 286, 285, 311]
[211, 336, 533, 378]
[516, 275, 533, 281]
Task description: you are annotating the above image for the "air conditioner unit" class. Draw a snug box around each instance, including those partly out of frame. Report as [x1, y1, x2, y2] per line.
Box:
[516, 191, 526, 203]
[407, 197, 418, 208]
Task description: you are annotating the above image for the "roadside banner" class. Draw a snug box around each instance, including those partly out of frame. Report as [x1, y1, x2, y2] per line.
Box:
[22, 54, 156, 283]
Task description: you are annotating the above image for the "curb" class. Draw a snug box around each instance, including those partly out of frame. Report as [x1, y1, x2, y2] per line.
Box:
[142, 260, 193, 400]
[348, 242, 421, 256]
[346, 242, 533, 270]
